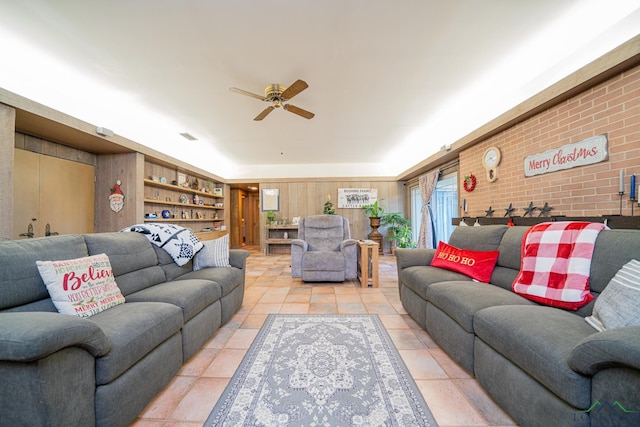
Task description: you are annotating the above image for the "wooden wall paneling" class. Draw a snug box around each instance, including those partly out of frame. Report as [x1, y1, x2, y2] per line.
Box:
[13, 149, 40, 238]
[0, 104, 15, 240]
[95, 152, 143, 232]
[257, 179, 404, 253]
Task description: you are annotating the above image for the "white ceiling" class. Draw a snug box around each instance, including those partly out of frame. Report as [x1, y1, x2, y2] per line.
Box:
[0, 1, 639, 180]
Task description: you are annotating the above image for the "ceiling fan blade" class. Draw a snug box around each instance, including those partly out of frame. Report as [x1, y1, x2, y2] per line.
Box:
[229, 87, 267, 101]
[281, 79, 308, 100]
[284, 104, 315, 119]
[254, 106, 275, 121]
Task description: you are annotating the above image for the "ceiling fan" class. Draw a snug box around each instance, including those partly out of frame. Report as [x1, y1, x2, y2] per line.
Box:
[229, 79, 315, 121]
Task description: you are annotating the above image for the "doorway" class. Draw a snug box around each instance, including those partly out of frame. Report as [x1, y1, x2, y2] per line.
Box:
[230, 185, 260, 248]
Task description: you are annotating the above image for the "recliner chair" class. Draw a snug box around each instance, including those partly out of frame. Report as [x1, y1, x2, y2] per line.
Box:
[291, 215, 357, 282]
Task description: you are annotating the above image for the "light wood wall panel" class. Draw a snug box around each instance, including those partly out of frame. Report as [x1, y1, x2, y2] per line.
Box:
[95, 153, 143, 232]
[0, 104, 15, 240]
[258, 179, 406, 253]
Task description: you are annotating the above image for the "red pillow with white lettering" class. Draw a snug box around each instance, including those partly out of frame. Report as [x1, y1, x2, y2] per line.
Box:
[430, 241, 500, 282]
[37, 253, 125, 318]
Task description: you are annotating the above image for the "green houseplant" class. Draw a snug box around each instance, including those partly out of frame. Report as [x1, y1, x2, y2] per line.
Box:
[363, 199, 384, 218]
[381, 212, 413, 251]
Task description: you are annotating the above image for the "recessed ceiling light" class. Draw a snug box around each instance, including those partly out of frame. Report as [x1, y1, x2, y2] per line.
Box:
[179, 132, 197, 141]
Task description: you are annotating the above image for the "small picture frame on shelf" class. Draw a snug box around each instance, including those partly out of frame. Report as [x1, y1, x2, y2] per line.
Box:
[177, 172, 187, 187]
[213, 188, 223, 197]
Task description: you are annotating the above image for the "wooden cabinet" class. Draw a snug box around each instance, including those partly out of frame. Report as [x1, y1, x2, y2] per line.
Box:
[143, 161, 226, 233]
[13, 149, 95, 239]
[265, 225, 298, 254]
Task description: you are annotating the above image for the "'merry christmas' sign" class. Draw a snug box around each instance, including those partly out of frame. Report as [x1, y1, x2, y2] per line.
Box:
[524, 134, 608, 177]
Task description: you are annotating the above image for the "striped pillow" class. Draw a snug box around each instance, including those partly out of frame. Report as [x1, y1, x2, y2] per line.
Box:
[585, 259, 640, 331]
[193, 234, 231, 270]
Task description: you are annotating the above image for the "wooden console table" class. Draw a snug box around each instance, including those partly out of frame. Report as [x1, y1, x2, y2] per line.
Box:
[357, 240, 379, 288]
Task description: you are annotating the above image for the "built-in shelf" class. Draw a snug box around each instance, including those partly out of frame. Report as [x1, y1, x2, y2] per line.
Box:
[143, 199, 223, 209]
[144, 179, 225, 198]
[265, 225, 299, 255]
[143, 163, 225, 231]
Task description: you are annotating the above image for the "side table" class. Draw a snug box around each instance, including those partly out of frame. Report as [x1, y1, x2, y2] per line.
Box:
[357, 240, 379, 288]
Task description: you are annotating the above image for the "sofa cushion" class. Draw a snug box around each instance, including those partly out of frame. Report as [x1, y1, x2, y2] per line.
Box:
[176, 267, 244, 298]
[448, 224, 508, 251]
[84, 232, 166, 296]
[431, 241, 499, 282]
[427, 281, 533, 332]
[302, 251, 345, 272]
[589, 229, 640, 293]
[585, 259, 640, 331]
[126, 279, 222, 322]
[90, 302, 183, 385]
[37, 253, 125, 318]
[193, 234, 231, 269]
[0, 235, 88, 311]
[474, 305, 595, 409]
[401, 266, 471, 300]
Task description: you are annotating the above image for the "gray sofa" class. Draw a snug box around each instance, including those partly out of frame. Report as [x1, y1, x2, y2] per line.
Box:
[0, 231, 249, 427]
[396, 224, 640, 427]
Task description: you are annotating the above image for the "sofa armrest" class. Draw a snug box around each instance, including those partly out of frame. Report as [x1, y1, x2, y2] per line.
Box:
[394, 248, 436, 270]
[229, 249, 250, 269]
[0, 312, 110, 362]
[291, 239, 307, 251]
[340, 239, 358, 250]
[568, 326, 640, 375]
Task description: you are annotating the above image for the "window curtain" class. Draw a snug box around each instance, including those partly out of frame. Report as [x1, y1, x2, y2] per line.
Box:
[417, 169, 440, 249]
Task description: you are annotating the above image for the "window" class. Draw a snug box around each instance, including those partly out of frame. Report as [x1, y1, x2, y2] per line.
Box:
[411, 172, 458, 246]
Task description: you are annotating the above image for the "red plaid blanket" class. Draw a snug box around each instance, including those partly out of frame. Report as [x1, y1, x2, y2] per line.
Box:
[512, 221, 607, 310]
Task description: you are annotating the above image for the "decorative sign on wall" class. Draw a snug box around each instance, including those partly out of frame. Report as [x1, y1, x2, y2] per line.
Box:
[338, 188, 377, 208]
[524, 134, 608, 177]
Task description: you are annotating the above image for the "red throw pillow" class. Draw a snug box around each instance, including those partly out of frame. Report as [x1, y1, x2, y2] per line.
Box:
[430, 241, 500, 283]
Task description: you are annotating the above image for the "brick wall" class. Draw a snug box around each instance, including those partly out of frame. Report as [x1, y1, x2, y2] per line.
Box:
[459, 64, 640, 218]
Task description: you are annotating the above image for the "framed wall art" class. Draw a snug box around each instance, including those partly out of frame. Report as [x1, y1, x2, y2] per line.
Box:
[261, 188, 280, 211]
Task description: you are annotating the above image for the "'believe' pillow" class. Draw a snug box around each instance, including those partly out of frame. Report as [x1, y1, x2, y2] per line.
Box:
[37, 253, 125, 318]
[430, 241, 500, 282]
[585, 259, 640, 331]
[193, 233, 231, 270]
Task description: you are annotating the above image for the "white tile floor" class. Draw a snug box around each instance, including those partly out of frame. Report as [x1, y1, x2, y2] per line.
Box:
[131, 247, 518, 426]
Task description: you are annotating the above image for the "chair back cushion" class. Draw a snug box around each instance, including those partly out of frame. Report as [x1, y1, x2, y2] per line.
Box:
[299, 215, 350, 251]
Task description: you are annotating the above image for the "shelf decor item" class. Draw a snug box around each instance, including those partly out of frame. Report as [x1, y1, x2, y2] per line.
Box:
[109, 180, 125, 213]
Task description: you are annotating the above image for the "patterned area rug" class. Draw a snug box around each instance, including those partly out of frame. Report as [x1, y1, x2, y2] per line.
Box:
[205, 314, 438, 426]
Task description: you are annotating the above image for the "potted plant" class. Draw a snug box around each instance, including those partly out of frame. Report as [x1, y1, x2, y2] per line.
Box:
[381, 212, 411, 252]
[266, 210, 276, 225]
[395, 223, 416, 248]
[363, 199, 384, 219]
[363, 199, 385, 251]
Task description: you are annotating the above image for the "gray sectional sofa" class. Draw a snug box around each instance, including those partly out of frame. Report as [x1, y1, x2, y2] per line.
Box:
[396, 224, 640, 427]
[0, 231, 249, 427]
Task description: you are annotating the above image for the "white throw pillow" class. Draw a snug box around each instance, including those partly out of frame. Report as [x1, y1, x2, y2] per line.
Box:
[193, 234, 231, 270]
[37, 253, 125, 318]
[585, 259, 640, 331]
